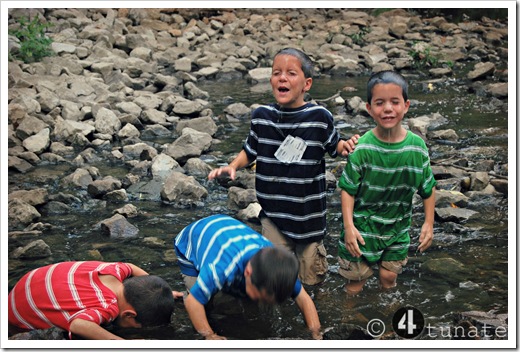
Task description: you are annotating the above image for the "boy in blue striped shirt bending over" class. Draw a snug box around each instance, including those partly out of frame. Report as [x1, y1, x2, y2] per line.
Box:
[174, 214, 322, 340]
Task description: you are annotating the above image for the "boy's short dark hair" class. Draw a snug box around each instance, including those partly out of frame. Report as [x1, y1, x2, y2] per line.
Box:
[367, 70, 409, 103]
[274, 47, 314, 78]
[123, 275, 175, 326]
[250, 247, 299, 304]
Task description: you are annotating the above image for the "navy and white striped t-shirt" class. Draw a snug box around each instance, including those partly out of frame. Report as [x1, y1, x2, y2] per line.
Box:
[174, 214, 302, 305]
[243, 103, 341, 241]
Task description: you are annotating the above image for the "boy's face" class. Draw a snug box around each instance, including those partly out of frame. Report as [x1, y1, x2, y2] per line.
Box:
[270, 54, 312, 109]
[366, 83, 410, 130]
[245, 278, 276, 305]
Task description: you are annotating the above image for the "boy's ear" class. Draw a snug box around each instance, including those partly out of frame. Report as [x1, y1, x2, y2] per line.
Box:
[304, 77, 313, 92]
[121, 309, 137, 319]
[244, 261, 253, 278]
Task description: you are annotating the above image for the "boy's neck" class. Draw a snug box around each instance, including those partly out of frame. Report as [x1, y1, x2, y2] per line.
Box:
[372, 126, 407, 143]
[99, 274, 125, 301]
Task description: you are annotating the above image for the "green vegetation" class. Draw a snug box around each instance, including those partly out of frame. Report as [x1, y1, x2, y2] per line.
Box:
[408, 42, 442, 69]
[349, 27, 371, 46]
[9, 16, 54, 63]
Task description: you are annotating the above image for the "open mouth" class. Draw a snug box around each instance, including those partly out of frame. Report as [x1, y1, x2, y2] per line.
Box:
[278, 87, 290, 93]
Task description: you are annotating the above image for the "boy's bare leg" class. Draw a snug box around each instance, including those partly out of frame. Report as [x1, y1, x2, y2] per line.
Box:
[379, 267, 398, 289]
[344, 279, 367, 296]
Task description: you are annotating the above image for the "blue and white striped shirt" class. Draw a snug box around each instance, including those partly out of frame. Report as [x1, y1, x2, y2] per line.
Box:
[174, 214, 302, 305]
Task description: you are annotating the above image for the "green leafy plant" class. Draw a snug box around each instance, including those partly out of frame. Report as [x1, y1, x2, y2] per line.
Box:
[349, 27, 370, 46]
[408, 43, 440, 69]
[9, 16, 54, 63]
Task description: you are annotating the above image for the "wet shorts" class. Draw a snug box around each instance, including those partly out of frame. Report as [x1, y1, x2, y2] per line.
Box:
[260, 215, 328, 285]
[338, 257, 408, 281]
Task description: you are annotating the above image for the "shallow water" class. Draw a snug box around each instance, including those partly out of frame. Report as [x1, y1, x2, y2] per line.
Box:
[7, 75, 509, 340]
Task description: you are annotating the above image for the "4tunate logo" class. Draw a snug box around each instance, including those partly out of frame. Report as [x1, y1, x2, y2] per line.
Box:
[391, 306, 425, 339]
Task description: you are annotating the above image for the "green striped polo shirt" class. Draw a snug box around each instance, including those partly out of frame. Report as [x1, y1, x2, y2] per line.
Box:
[338, 130, 436, 263]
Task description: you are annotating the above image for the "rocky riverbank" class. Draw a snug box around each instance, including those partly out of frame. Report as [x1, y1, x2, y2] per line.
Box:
[7, 8, 509, 340]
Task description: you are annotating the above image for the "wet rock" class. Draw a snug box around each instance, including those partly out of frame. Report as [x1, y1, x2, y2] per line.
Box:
[224, 102, 251, 119]
[183, 157, 213, 177]
[323, 324, 373, 340]
[435, 190, 469, 208]
[22, 128, 51, 154]
[151, 153, 181, 180]
[175, 116, 218, 137]
[12, 239, 52, 259]
[160, 171, 208, 205]
[143, 236, 167, 249]
[435, 207, 478, 222]
[486, 82, 508, 98]
[8, 198, 41, 228]
[489, 178, 507, 195]
[469, 171, 490, 191]
[100, 214, 139, 239]
[15, 115, 48, 140]
[113, 204, 138, 218]
[9, 327, 67, 340]
[8, 188, 49, 206]
[452, 310, 508, 340]
[421, 257, 469, 284]
[467, 62, 496, 80]
[87, 176, 122, 198]
[237, 202, 262, 223]
[164, 128, 212, 164]
[429, 129, 459, 141]
[227, 186, 258, 209]
[8, 155, 34, 173]
[103, 189, 128, 202]
[41, 201, 71, 214]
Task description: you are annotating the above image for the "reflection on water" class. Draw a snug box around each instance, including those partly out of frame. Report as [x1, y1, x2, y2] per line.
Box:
[7, 75, 508, 340]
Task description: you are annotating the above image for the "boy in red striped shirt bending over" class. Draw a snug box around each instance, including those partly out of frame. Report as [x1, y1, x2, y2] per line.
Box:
[8, 261, 179, 339]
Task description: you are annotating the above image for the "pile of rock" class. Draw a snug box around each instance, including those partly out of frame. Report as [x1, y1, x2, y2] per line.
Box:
[7, 8, 508, 241]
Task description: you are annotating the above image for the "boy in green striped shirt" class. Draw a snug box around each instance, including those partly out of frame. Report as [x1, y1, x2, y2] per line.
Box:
[337, 71, 437, 295]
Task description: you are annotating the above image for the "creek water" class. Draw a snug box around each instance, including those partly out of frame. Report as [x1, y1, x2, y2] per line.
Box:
[7, 74, 509, 341]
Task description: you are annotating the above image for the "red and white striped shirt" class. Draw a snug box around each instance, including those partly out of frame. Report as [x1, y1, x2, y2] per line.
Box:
[8, 261, 132, 334]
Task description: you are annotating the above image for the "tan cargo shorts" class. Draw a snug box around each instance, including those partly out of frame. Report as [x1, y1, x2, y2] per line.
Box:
[260, 215, 328, 285]
[338, 257, 408, 281]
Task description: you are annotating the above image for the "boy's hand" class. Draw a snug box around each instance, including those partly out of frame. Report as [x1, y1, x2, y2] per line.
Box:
[417, 222, 433, 253]
[208, 165, 237, 180]
[345, 226, 364, 258]
[338, 134, 360, 157]
[172, 291, 185, 299]
[205, 332, 226, 340]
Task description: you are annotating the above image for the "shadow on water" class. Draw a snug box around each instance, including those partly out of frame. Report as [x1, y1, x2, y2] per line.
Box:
[7, 75, 508, 340]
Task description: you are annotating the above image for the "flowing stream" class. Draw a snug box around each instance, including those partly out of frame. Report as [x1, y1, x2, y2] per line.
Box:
[7, 74, 509, 340]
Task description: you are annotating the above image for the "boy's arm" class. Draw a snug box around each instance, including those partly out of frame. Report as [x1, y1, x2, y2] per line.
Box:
[336, 134, 360, 157]
[127, 263, 148, 276]
[294, 286, 322, 340]
[208, 149, 251, 181]
[184, 293, 226, 340]
[126, 263, 183, 298]
[341, 190, 365, 257]
[69, 318, 124, 340]
[417, 187, 436, 253]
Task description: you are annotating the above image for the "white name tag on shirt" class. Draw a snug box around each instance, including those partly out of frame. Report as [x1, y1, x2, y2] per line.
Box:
[274, 135, 307, 163]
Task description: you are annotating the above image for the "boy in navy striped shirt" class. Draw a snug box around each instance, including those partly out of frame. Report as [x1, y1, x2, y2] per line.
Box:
[209, 48, 358, 286]
[174, 214, 322, 340]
